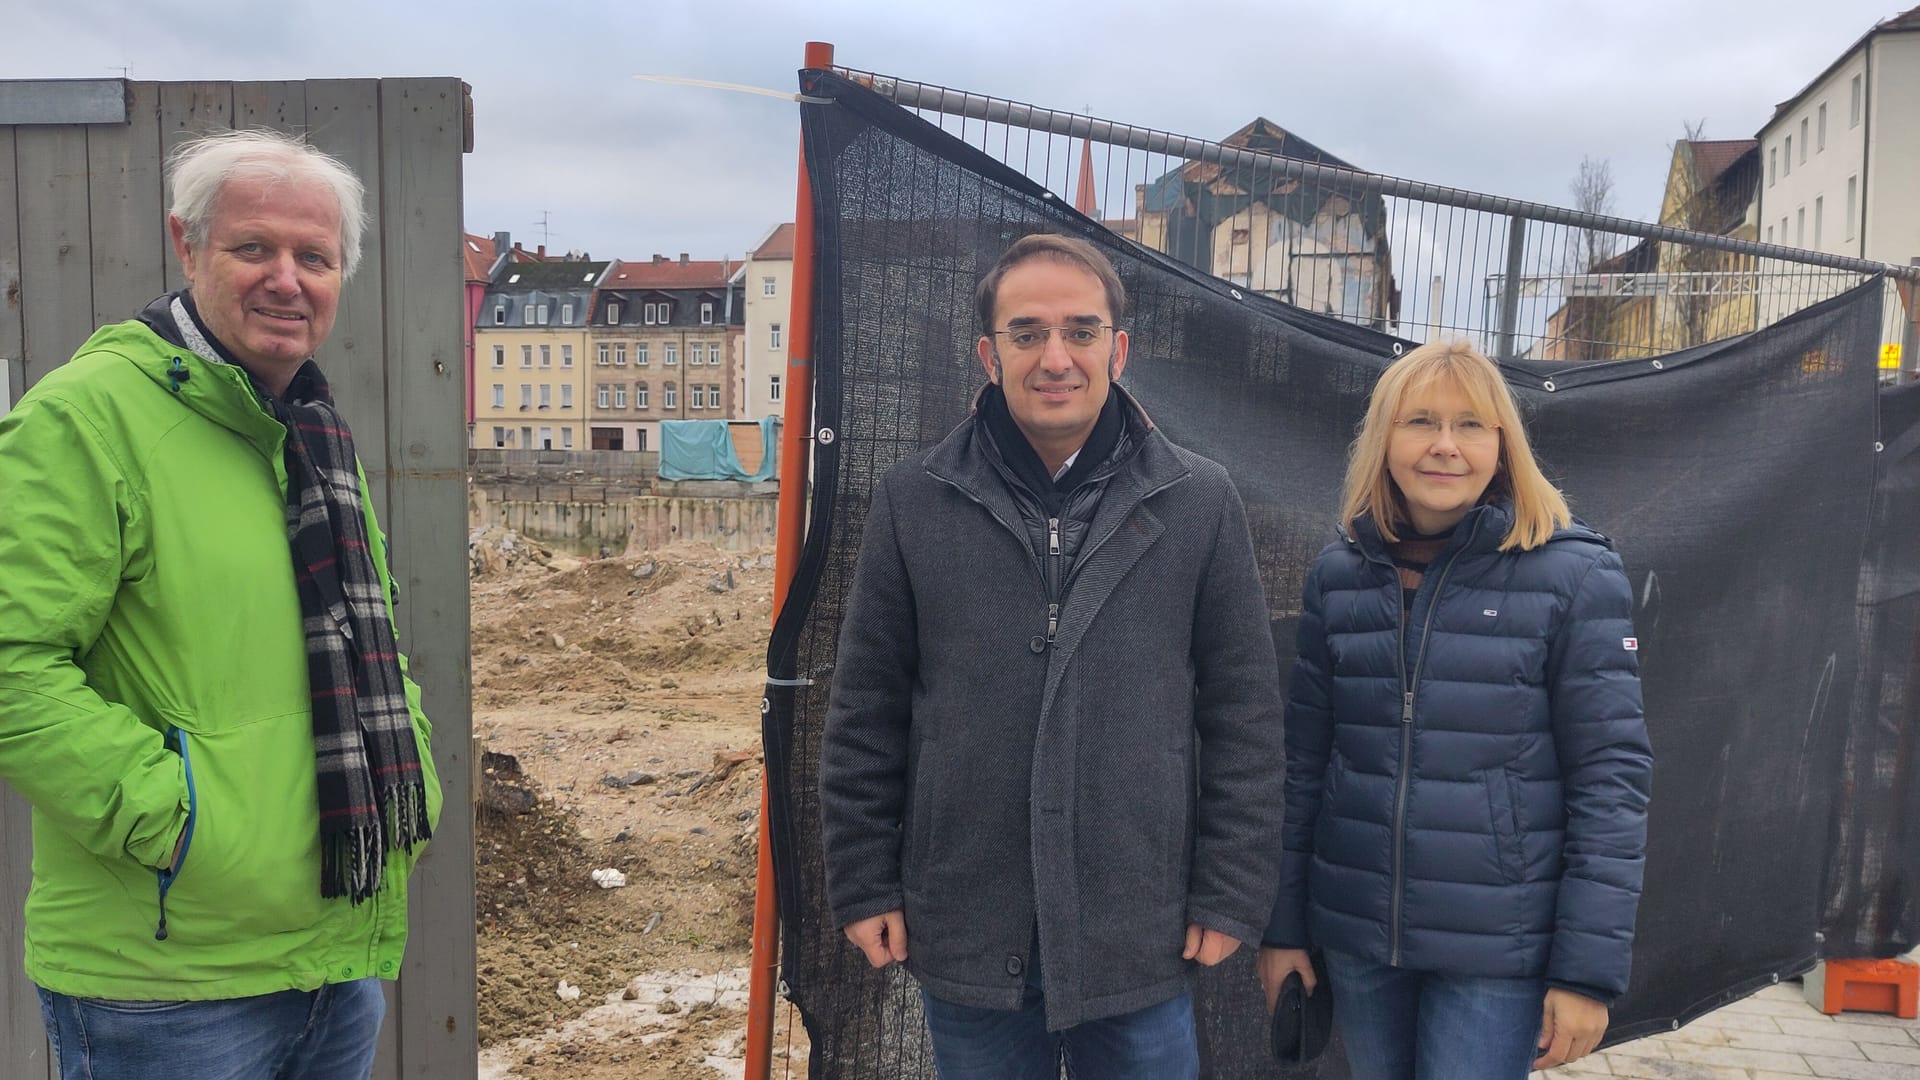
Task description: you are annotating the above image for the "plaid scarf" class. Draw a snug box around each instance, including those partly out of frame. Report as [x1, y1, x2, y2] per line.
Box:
[171, 297, 431, 903]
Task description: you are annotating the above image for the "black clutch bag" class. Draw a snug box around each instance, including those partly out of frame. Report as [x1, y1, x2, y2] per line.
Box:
[1269, 967, 1334, 1067]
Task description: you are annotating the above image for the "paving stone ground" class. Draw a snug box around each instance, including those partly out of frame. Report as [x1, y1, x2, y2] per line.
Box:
[1538, 979, 1920, 1080]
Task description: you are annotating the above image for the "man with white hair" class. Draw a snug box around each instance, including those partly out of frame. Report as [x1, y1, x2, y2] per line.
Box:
[0, 129, 441, 1080]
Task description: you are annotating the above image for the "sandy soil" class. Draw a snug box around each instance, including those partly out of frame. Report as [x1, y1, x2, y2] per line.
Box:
[468, 531, 811, 1079]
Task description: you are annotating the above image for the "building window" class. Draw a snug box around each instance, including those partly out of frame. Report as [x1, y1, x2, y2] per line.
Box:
[770, 323, 782, 349]
[539, 384, 552, 408]
[562, 428, 573, 449]
[762, 276, 776, 297]
[1814, 196, 1823, 249]
[1851, 74, 1862, 127]
[561, 302, 574, 325]
[491, 384, 504, 408]
[522, 426, 532, 446]
[493, 305, 506, 325]
[1766, 225, 1774, 244]
[608, 302, 621, 324]
[493, 426, 508, 447]
[597, 343, 609, 366]
[519, 384, 532, 409]
[691, 386, 706, 410]
[540, 345, 551, 368]
[521, 345, 533, 368]
[1769, 147, 1777, 186]
[536, 304, 550, 325]
[645, 301, 671, 325]
[615, 342, 628, 366]
[636, 383, 650, 409]
[1846, 176, 1857, 240]
[636, 342, 649, 366]
[1796, 207, 1805, 247]
[562, 344, 573, 369]
[1781, 216, 1789, 243]
[597, 385, 610, 409]
[1798, 118, 1808, 164]
[709, 384, 721, 409]
[770, 374, 782, 402]
[694, 343, 708, 366]
[664, 382, 677, 409]
[665, 343, 679, 366]
[492, 345, 504, 368]
[539, 426, 553, 450]
[701, 302, 714, 325]
[636, 429, 648, 452]
[1784, 136, 1792, 175]
[561, 384, 574, 409]
[614, 385, 628, 408]
[1818, 103, 1827, 151]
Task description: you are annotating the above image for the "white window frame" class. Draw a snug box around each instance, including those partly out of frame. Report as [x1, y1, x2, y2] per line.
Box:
[1851, 74, 1862, 127]
[561, 384, 574, 409]
[762, 276, 776, 297]
[663, 382, 677, 409]
[540, 344, 551, 368]
[1795, 206, 1805, 246]
[493, 305, 506, 325]
[691, 385, 706, 410]
[636, 342, 649, 366]
[1846, 176, 1858, 240]
[1784, 135, 1792, 176]
[770, 374, 782, 401]
[614, 385, 628, 408]
[539, 384, 552, 409]
[537, 304, 550, 325]
[701, 301, 714, 325]
[709, 384, 721, 409]
[562, 428, 573, 449]
[597, 343, 609, 366]
[562, 344, 573, 369]
[561, 302, 574, 325]
[521, 345, 533, 368]
[1813, 196, 1823, 249]
[492, 344, 504, 368]
[493, 426, 508, 448]
[491, 384, 504, 408]
[615, 342, 628, 366]
[635, 384, 649, 409]
[771, 323, 782, 349]
[519, 384, 532, 409]
[1817, 103, 1827, 151]
[597, 386, 610, 409]
[665, 342, 679, 366]
[538, 426, 552, 449]
[1798, 119, 1808, 164]
[1769, 147, 1777, 186]
[607, 302, 621, 324]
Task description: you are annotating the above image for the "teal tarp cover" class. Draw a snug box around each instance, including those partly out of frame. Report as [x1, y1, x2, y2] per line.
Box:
[659, 417, 779, 481]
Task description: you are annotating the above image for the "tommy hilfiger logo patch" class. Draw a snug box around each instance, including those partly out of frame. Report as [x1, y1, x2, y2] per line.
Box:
[1482, 609, 1498, 617]
[1623, 638, 1639, 651]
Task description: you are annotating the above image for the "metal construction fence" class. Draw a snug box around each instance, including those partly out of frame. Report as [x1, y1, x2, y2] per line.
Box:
[837, 65, 1918, 374]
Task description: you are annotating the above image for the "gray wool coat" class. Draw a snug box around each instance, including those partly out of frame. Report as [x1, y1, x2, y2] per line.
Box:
[820, 390, 1286, 1030]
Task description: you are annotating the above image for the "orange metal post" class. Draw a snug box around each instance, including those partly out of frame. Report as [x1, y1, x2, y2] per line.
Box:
[745, 39, 834, 1080]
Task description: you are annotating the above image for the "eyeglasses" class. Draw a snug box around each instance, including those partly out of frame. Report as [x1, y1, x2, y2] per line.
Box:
[991, 324, 1116, 354]
[1392, 415, 1499, 445]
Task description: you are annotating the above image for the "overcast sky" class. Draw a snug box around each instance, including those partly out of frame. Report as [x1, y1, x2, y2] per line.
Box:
[7, 0, 1906, 263]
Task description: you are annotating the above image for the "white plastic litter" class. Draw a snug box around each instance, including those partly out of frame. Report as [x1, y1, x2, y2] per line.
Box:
[591, 867, 628, 889]
[555, 979, 581, 1002]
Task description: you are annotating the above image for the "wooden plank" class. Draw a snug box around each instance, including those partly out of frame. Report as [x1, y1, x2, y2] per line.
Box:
[1, 786, 54, 1079]
[0, 125, 24, 405]
[14, 124, 94, 386]
[304, 80, 390, 527]
[157, 82, 232, 293]
[234, 80, 308, 136]
[0, 79, 127, 125]
[376, 77, 476, 1080]
[86, 81, 167, 324]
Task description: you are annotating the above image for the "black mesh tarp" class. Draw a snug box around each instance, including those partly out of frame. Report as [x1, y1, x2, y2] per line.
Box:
[764, 70, 1920, 1078]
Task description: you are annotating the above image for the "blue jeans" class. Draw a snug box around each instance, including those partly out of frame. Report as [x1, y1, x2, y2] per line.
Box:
[1324, 949, 1544, 1080]
[920, 985, 1198, 1080]
[37, 979, 386, 1080]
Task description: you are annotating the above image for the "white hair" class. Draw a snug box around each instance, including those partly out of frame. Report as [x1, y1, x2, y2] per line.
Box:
[166, 129, 368, 280]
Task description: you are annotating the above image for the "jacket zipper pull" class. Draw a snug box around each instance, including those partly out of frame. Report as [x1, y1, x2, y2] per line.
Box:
[1402, 691, 1415, 722]
[1048, 518, 1061, 556]
[1046, 603, 1059, 643]
[155, 889, 170, 941]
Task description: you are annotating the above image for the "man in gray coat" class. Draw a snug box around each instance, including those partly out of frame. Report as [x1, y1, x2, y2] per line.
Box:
[820, 233, 1286, 1079]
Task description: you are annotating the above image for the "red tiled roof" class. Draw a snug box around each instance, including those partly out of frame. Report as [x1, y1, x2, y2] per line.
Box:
[1687, 139, 1757, 186]
[753, 223, 796, 260]
[462, 232, 497, 282]
[603, 257, 734, 290]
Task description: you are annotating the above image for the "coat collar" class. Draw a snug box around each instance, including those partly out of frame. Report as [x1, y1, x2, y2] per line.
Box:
[925, 382, 1182, 501]
[1343, 502, 1610, 563]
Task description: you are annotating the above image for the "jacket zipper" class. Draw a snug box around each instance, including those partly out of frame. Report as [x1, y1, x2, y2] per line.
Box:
[1388, 515, 1479, 966]
[155, 726, 199, 941]
[1046, 517, 1061, 643]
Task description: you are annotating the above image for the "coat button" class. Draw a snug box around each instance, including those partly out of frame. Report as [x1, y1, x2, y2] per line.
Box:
[1006, 955, 1024, 976]
[1029, 636, 1045, 654]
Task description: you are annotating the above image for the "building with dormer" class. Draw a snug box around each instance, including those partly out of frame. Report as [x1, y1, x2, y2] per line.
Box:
[585, 254, 745, 451]
[472, 257, 610, 449]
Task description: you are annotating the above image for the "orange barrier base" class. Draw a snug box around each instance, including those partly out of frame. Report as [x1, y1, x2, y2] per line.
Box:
[1803, 958, 1920, 1018]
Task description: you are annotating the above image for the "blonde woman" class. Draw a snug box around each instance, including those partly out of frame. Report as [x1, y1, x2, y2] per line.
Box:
[1257, 341, 1652, 1078]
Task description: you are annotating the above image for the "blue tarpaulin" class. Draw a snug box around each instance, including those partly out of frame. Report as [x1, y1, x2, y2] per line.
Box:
[658, 417, 779, 481]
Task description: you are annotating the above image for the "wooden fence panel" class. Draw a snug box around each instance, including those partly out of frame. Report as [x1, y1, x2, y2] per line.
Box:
[85, 81, 166, 325]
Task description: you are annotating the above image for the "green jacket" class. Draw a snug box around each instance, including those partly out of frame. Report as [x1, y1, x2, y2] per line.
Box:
[0, 319, 443, 1001]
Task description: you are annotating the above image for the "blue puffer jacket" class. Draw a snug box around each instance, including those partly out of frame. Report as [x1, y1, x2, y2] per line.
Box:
[1264, 503, 1652, 1002]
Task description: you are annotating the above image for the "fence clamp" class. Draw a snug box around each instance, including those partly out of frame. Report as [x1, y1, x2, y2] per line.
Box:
[815, 427, 837, 445]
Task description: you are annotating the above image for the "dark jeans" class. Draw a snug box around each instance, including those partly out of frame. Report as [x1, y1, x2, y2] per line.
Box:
[1323, 949, 1544, 1080]
[920, 978, 1198, 1080]
[37, 978, 386, 1080]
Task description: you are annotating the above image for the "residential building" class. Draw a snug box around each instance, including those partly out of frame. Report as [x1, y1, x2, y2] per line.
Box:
[741, 223, 794, 422]
[472, 257, 607, 450]
[1132, 118, 1399, 331]
[1756, 5, 1920, 367]
[587, 254, 745, 451]
[461, 232, 500, 437]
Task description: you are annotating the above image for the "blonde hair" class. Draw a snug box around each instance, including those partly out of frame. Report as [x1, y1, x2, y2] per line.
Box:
[1339, 340, 1570, 552]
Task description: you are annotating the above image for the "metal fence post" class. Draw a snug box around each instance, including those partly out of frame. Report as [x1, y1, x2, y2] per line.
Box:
[1497, 215, 1527, 362]
[1906, 258, 1918, 381]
